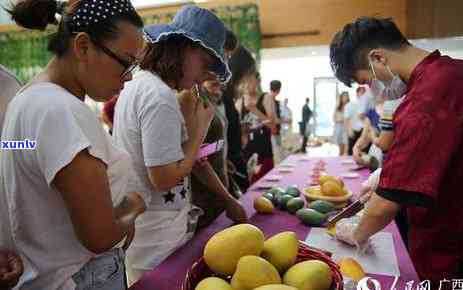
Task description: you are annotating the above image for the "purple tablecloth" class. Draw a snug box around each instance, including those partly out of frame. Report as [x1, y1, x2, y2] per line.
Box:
[130, 155, 420, 290]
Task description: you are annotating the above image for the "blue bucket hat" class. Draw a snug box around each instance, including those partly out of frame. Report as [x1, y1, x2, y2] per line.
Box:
[143, 5, 231, 83]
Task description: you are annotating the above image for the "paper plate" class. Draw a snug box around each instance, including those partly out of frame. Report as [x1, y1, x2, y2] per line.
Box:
[303, 186, 353, 203]
[280, 164, 296, 168]
[341, 160, 356, 165]
[340, 173, 360, 179]
[263, 175, 282, 181]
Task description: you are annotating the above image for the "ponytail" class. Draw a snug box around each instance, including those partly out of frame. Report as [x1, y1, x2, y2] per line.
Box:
[7, 0, 63, 31]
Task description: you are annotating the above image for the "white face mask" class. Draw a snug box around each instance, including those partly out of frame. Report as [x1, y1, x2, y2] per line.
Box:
[369, 60, 407, 100]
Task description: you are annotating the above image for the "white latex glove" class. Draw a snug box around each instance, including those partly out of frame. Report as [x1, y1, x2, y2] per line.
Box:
[360, 168, 382, 196]
[335, 217, 371, 254]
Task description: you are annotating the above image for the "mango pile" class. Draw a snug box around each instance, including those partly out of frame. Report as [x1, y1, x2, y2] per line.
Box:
[308, 175, 349, 197]
[253, 186, 305, 215]
[253, 186, 338, 227]
[197, 224, 334, 290]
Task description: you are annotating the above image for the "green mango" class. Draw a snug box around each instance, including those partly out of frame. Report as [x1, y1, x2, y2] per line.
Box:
[276, 194, 293, 210]
[269, 187, 286, 197]
[285, 186, 301, 197]
[262, 192, 275, 203]
[296, 208, 327, 226]
[307, 200, 336, 214]
[286, 197, 305, 214]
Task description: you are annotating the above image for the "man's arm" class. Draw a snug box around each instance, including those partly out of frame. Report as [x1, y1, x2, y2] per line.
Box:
[353, 193, 401, 243]
[263, 94, 279, 132]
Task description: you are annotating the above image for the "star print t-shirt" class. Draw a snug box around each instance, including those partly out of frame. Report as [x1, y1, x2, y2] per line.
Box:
[113, 70, 199, 270]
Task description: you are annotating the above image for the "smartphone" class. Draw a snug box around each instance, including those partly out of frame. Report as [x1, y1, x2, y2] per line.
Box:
[196, 140, 224, 160]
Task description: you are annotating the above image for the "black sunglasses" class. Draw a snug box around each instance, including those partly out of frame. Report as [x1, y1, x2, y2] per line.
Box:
[91, 38, 138, 79]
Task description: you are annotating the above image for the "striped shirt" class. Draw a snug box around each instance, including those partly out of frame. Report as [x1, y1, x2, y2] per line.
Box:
[379, 97, 405, 131]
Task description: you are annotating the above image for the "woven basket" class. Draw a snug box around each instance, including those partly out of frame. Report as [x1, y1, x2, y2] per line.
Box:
[182, 242, 343, 290]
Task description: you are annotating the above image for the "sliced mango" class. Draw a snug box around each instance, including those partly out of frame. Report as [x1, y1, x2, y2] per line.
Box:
[338, 257, 366, 281]
[326, 225, 336, 237]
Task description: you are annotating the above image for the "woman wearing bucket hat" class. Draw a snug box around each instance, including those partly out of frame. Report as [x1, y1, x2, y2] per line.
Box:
[112, 5, 246, 282]
[1, 0, 148, 289]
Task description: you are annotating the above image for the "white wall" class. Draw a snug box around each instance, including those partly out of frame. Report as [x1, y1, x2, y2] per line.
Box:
[259, 46, 357, 132]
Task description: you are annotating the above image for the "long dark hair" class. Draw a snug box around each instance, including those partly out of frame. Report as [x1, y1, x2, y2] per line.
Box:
[8, 0, 143, 57]
[223, 45, 256, 102]
[336, 91, 350, 111]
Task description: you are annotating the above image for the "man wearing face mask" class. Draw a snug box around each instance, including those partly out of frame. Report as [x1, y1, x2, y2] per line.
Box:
[330, 17, 463, 284]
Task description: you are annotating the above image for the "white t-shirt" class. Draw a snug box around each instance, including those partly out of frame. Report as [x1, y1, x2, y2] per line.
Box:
[280, 104, 292, 131]
[0, 82, 139, 290]
[113, 70, 199, 270]
[344, 89, 377, 132]
[344, 100, 364, 131]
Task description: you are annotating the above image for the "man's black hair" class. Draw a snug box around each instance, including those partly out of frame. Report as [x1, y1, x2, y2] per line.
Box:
[270, 80, 281, 92]
[329, 17, 410, 87]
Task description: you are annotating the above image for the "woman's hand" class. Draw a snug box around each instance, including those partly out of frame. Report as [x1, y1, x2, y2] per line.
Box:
[194, 100, 215, 141]
[115, 192, 146, 251]
[180, 88, 215, 142]
[0, 251, 23, 289]
[352, 145, 365, 165]
[114, 192, 146, 221]
[224, 197, 248, 223]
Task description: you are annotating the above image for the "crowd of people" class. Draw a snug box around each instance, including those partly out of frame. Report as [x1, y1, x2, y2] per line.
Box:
[0, 1, 461, 289]
[0, 1, 293, 289]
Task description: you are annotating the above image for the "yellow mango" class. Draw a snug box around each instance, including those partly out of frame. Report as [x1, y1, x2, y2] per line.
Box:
[204, 224, 265, 276]
[254, 197, 274, 214]
[261, 232, 299, 273]
[338, 257, 365, 281]
[231, 256, 281, 290]
[321, 181, 345, 197]
[319, 175, 344, 187]
[195, 277, 233, 290]
[253, 285, 298, 290]
[283, 260, 333, 290]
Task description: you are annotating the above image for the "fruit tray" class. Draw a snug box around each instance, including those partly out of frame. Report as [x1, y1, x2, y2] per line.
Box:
[303, 186, 353, 203]
[182, 241, 344, 290]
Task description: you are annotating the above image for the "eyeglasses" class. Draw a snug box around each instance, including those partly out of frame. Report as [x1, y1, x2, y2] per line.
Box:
[91, 39, 139, 79]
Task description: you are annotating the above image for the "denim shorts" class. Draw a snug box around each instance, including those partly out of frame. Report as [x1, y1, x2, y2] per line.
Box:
[72, 248, 127, 290]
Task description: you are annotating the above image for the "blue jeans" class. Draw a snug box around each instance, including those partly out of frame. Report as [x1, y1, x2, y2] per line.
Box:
[72, 248, 127, 290]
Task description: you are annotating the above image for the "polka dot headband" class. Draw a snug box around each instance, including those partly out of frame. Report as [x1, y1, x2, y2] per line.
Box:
[69, 0, 135, 31]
